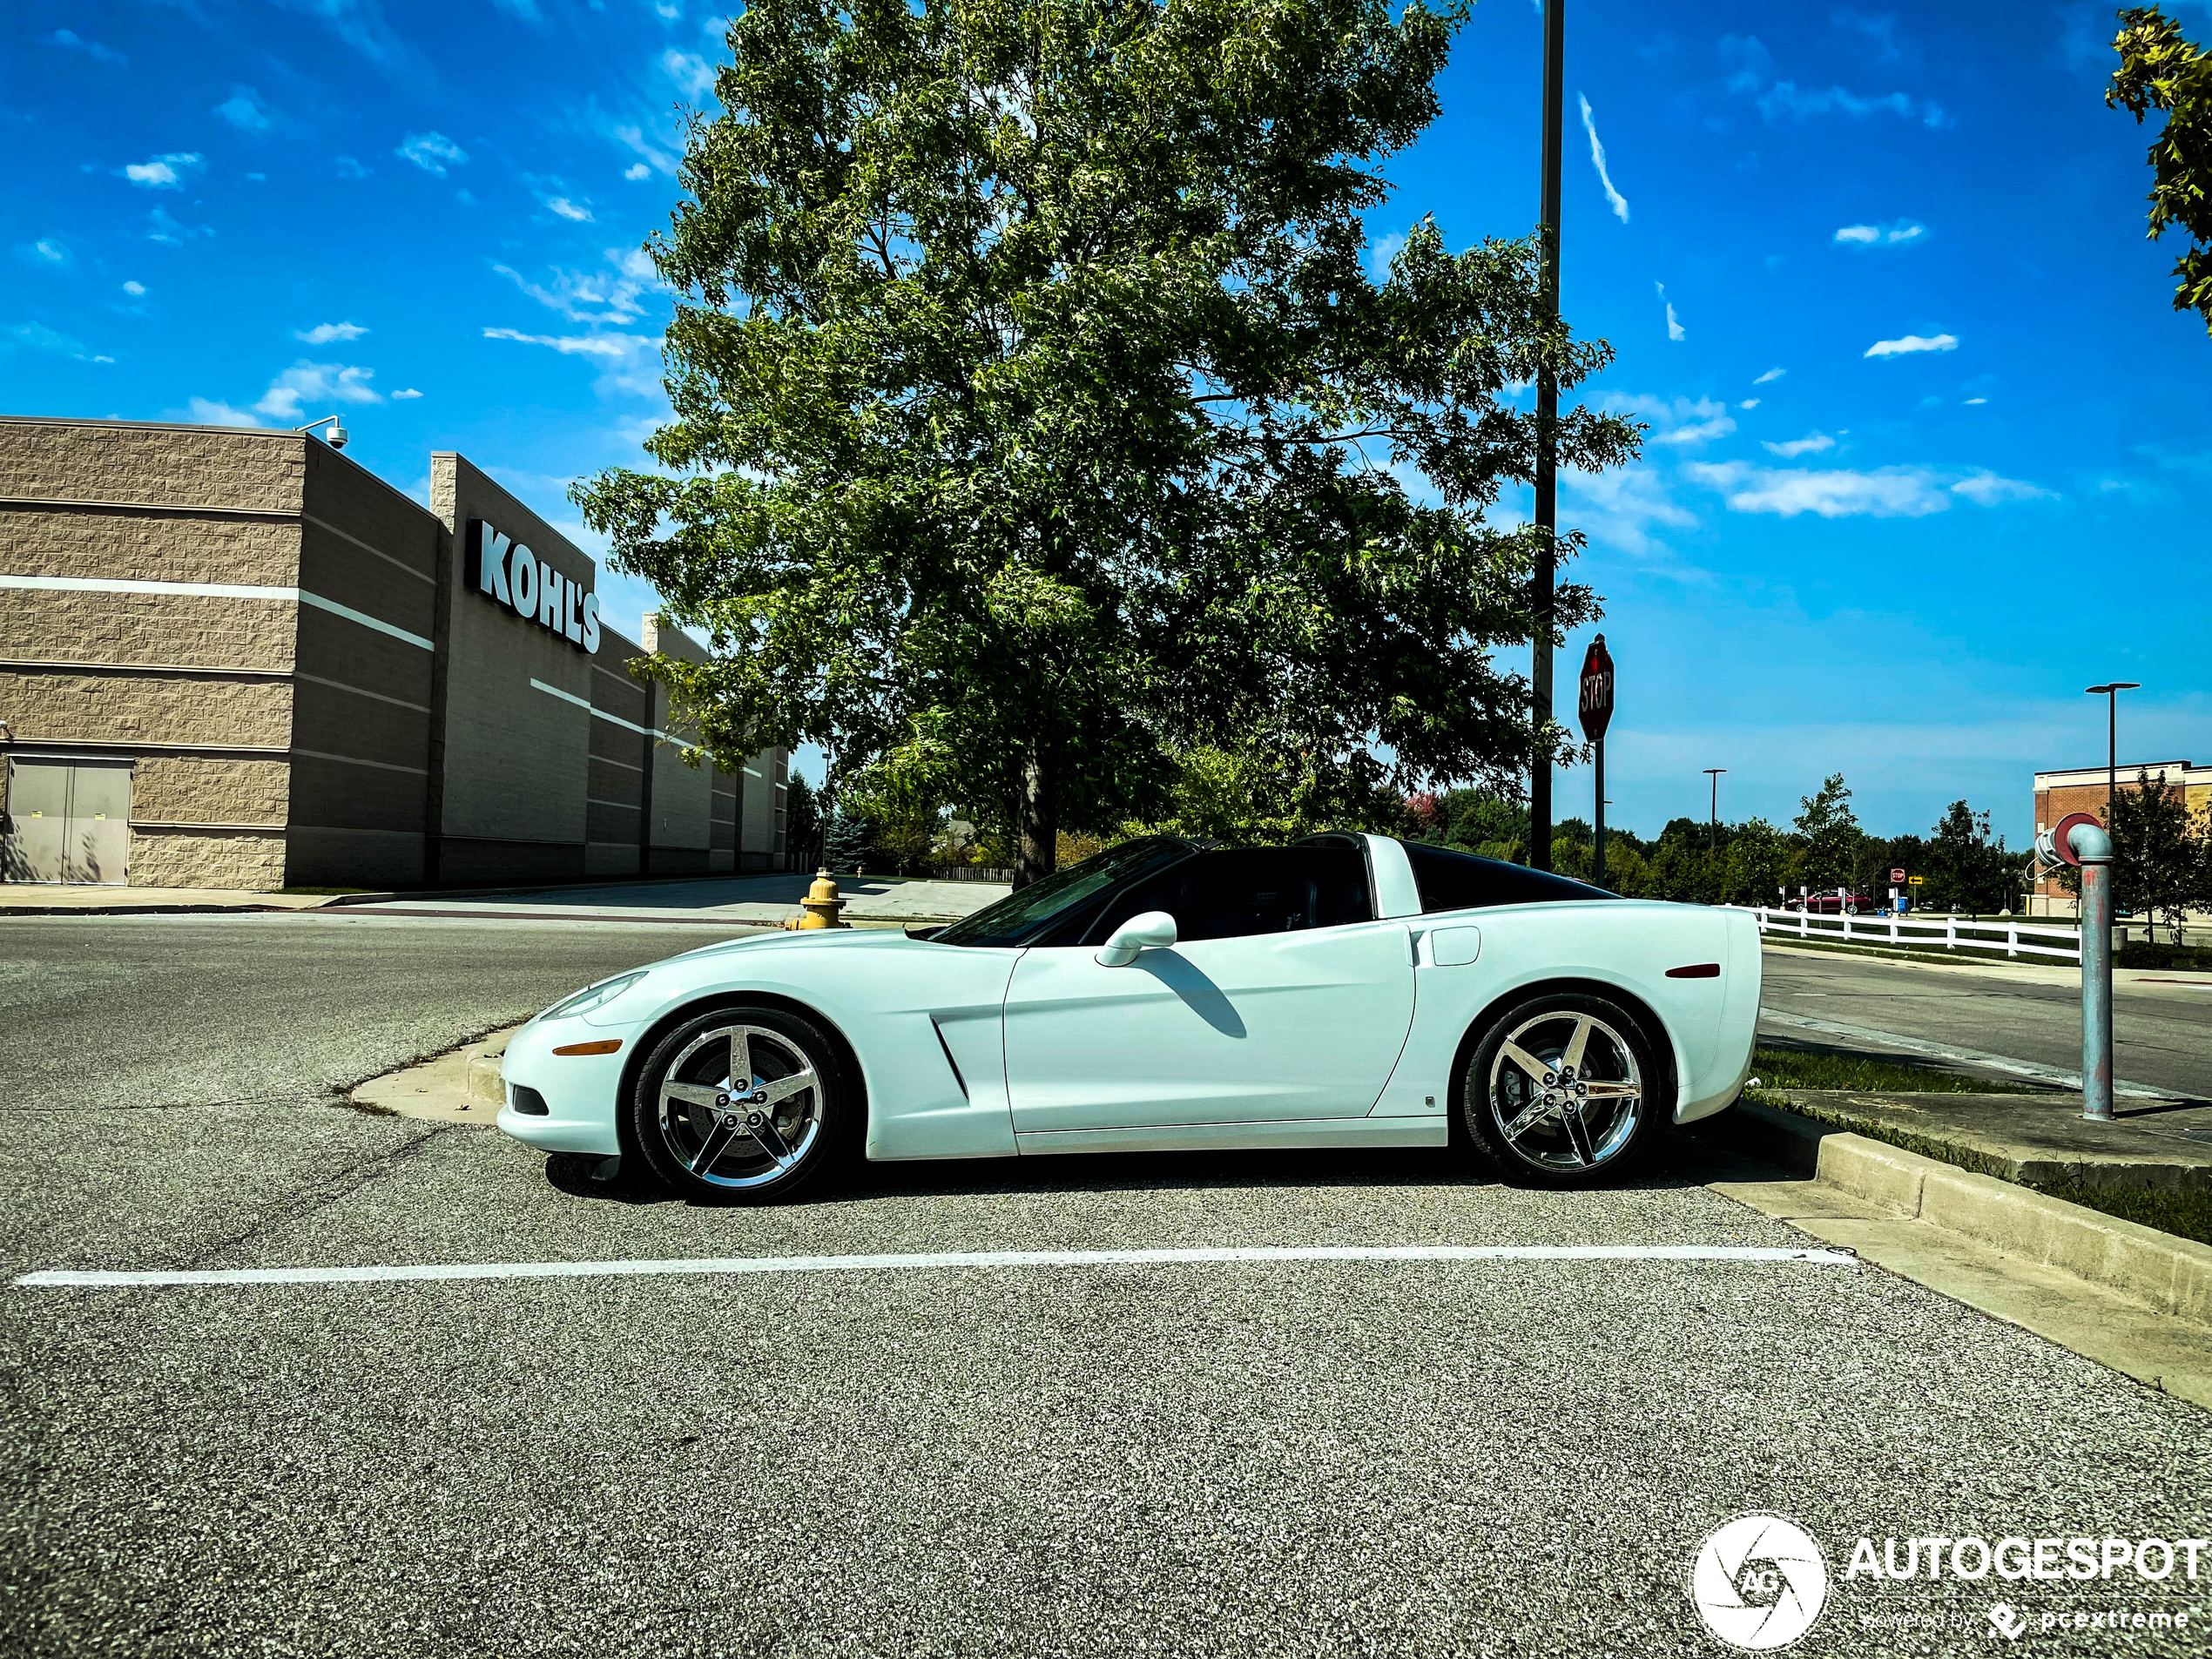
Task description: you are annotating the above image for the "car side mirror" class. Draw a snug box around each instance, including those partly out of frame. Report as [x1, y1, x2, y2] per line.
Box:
[1096, 910, 1177, 968]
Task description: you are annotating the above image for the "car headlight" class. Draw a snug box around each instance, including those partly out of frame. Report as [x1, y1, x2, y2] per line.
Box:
[538, 971, 647, 1022]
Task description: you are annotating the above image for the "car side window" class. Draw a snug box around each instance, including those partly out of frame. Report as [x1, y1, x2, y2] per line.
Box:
[1082, 846, 1374, 944]
[1402, 840, 1619, 912]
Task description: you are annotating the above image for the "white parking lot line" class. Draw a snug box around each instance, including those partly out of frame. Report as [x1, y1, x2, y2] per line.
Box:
[15, 1243, 1858, 1290]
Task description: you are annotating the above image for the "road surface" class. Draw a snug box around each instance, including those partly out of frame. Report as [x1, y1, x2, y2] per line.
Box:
[1, 914, 2205, 1658]
[1759, 944, 2209, 1100]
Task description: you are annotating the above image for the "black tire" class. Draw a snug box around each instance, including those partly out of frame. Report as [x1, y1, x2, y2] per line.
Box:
[630, 1004, 855, 1204]
[1458, 991, 1669, 1187]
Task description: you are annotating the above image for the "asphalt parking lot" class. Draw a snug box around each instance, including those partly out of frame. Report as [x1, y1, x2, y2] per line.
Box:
[3, 914, 2208, 1658]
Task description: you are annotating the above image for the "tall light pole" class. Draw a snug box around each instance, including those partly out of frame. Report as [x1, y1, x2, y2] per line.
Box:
[1529, 0, 1565, 871]
[1703, 768, 1725, 852]
[2084, 682, 2140, 820]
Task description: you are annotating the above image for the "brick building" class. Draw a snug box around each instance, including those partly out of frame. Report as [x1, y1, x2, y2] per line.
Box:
[0, 416, 788, 890]
[2029, 759, 2210, 914]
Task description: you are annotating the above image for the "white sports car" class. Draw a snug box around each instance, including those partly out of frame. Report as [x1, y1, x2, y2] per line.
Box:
[497, 833, 1759, 1201]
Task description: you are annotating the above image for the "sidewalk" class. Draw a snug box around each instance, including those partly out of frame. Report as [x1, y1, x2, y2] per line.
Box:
[0, 885, 371, 915]
[0, 871, 1014, 926]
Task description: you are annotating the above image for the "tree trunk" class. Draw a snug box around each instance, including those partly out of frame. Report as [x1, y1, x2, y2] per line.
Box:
[1013, 748, 1056, 890]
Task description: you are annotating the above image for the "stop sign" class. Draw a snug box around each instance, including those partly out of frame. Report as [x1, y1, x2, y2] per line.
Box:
[1890, 867, 1905, 884]
[1578, 635, 1615, 743]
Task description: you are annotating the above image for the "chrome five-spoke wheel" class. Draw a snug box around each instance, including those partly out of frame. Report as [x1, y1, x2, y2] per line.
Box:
[1460, 994, 1663, 1184]
[632, 1007, 847, 1201]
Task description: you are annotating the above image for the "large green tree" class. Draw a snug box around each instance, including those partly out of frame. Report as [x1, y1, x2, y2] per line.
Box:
[2110, 5, 2212, 333]
[575, 0, 1635, 885]
[1792, 774, 1863, 893]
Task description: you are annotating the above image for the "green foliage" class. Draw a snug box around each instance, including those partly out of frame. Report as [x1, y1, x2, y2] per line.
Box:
[785, 772, 822, 867]
[2110, 6, 2212, 333]
[1922, 799, 2027, 914]
[572, 0, 1638, 885]
[1748, 1046, 2036, 1095]
[2106, 768, 2209, 942]
[1792, 773, 1861, 890]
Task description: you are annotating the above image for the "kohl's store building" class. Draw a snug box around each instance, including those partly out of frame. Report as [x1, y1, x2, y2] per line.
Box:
[0, 416, 788, 890]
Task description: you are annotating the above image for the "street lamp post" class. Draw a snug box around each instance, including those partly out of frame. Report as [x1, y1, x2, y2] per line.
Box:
[1703, 768, 1725, 846]
[1529, 0, 1565, 871]
[2083, 682, 2141, 821]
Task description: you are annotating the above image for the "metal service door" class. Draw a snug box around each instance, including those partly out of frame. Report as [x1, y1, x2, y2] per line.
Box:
[2, 760, 132, 885]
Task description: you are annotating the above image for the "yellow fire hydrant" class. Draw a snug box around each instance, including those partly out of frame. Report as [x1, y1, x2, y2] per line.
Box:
[784, 868, 848, 930]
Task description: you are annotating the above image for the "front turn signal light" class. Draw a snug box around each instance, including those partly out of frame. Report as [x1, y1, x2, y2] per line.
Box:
[550, 1038, 624, 1056]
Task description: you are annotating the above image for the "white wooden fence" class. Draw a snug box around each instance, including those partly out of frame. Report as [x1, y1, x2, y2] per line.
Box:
[1730, 905, 2081, 965]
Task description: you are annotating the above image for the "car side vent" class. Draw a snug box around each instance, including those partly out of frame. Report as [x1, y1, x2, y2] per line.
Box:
[509, 1084, 550, 1116]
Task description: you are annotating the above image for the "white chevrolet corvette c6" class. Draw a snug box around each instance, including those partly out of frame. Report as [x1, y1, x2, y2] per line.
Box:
[497, 833, 1760, 1201]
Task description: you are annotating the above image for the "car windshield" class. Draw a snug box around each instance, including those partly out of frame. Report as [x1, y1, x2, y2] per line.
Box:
[933, 837, 1195, 948]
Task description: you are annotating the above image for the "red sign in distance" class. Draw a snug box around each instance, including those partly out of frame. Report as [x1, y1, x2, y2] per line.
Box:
[1578, 635, 1615, 743]
[1890, 867, 1906, 884]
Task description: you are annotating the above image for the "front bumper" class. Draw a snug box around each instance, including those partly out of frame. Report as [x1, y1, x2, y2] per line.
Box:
[493, 1015, 629, 1157]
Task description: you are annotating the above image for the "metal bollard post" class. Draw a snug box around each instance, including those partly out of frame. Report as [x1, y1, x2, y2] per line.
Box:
[2072, 823, 2115, 1122]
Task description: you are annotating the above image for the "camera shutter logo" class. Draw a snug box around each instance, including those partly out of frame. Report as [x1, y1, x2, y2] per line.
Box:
[1690, 1514, 1830, 1650]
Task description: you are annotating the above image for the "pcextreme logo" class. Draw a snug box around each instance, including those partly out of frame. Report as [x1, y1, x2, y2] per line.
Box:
[1690, 1514, 1831, 1650]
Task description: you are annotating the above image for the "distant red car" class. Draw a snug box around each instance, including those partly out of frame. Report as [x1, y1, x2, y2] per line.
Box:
[1781, 893, 1878, 916]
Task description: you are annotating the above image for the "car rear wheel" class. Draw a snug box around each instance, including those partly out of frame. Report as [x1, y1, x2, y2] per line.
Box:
[631, 1005, 852, 1203]
[1459, 993, 1665, 1186]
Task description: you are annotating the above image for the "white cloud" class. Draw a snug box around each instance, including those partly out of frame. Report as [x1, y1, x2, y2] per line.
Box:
[624, 163, 652, 181]
[391, 388, 423, 399]
[215, 87, 273, 133]
[1561, 465, 1697, 556]
[335, 157, 373, 180]
[1723, 37, 1946, 127]
[122, 280, 146, 296]
[1666, 303, 1685, 342]
[662, 50, 716, 99]
[1963, 396, 1987, 406]
[186, 397, 264, 427]
[1603, 393, 1734, 446]
[544, 196, 594, 222]
[1370, 229, 1408, 278]
[1687, 461, 1946, 517]
[22, 239, 71, 266]
[1577, 93, 1629, 224]
[146, 207, 210, 244]
[395, 132, 467, 176]
[496, 247, 659, 324]
[604, 120, 680, 178]
[121, 152, 206, 191]
[46, 28, 125, 65]
[296, 320, 369, 344]
[1949, 471, 2055, 505]
[1763, 432, 1835, 458]
[1738, 398, 1760, 410]
[1834, 220, 1926, 247]
[9, 322, 111, 362]
[253, 361, 384, 420]
[1753, 366, 1786, 384]
[1685, 461, 2052, 518]
[1865, 332, 1958, 357]
[482, 327, 641, 359]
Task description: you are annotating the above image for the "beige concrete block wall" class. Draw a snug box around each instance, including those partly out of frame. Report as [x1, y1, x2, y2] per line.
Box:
[0, 590, 299, 672]
[3, 509, 302, 588]
[132, 756, 289, 826]
[0, 671, 293, 749]
[127, 829, 287, 890]
[0, 421, 306, 513]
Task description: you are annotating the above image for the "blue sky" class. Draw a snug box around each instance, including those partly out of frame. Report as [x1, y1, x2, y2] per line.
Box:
[5, 0, 2209, 842]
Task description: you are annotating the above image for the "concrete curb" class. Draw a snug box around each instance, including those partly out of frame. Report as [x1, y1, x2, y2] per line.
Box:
[1710, 1102, 2212, 1326]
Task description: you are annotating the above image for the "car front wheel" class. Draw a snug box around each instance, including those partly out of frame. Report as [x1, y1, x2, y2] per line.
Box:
[1460, 993, 1666, 1186]
[631, 1005, 852, 1203]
